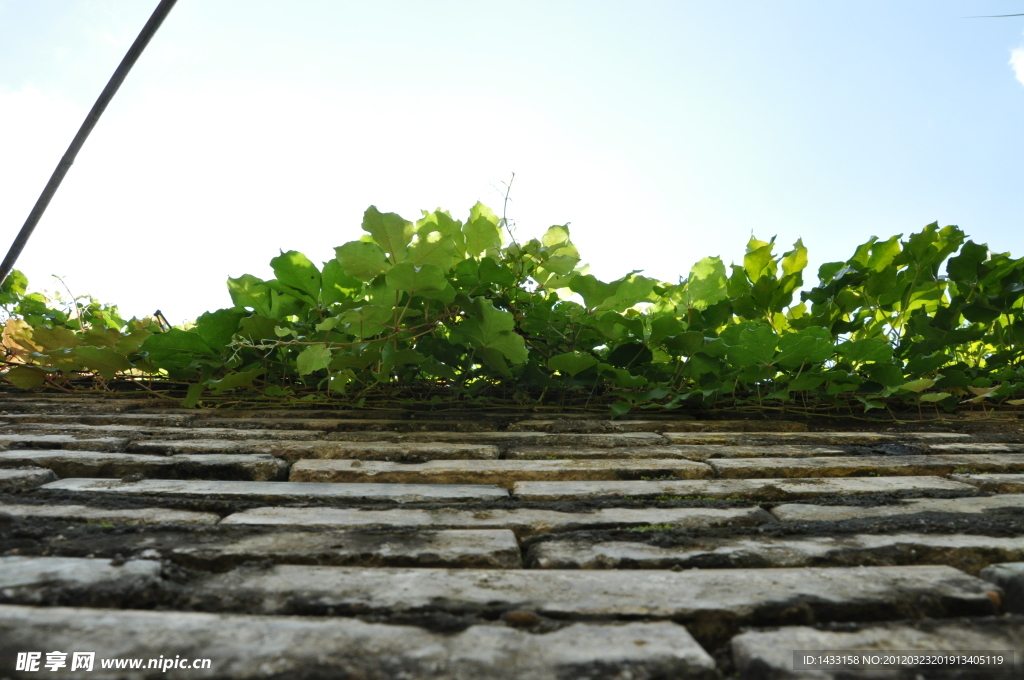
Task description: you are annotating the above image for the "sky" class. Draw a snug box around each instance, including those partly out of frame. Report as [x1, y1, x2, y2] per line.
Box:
[1, 0, 1023, 324]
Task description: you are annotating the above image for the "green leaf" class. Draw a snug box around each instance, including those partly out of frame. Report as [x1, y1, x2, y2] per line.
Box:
[775, 327, 833, 369]
[780, 239, 807, 278]
[919, 392, 952, 402]
[182, 382, 205, 408]
[685, 256, 728, 310]
[296, 345, 333, 375]
[549, 352, 599, 376]
[0, 269, 28, 305]
[195, 308, 243, 351]
[141, 329, 214, 372]
[453, 297, 528, 364]
[407, 230, 456, 270]
[226, 274, 271, 316]
[900, 378, 936, 393]
[721, 322, 778, 368]
[271, 250, 321, 300]
[30, 326, 81, 351]
[385, 262, 448, 293]
[70, 346, 132, 379]
[743, 236, 776, 282]
[334, 241, 391, 281]
[609, 401, 632, 419]
[207, 366, 265, 395]
[569, 274, 621, 310]
[320, 259, 361, 306]
[464, 202, 502, 255]
[337, 305, 392, 338]
[5, 365, 46, 389]
[837, 337, 893, 364]
[362, 206, 414, 263]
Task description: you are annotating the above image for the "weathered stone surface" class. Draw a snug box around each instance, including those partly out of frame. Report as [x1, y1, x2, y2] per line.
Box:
[506, 444, 846, 461]
[664, 432, 971, 446]
[41, 478, 509, 503]
[929, 442, 1024, 453]
[222, 506, 772, 537]
[511, 476, 977, 501]
[289, 458, 714, 487]
[771, 494, 1024, 522]
[0, 606, 718, 680]
[0, 467, 56, 491]
[731, 617, 1024, 680]
[0, 557, 162, 605]
[129, 439, 501, 462]
[0, 450, 288, 481]
[979, 562, 1024, 613]
[951, 473, 1024, 493]
[710, 454, 1024, 478]
[0, 412, 197, 426]
[5, 422, 324, 440]
[0, 502, 219, 525]
[528, 533, 1024, 573]
[189, 565, 999, 647]
[323, 430, 670, 447]
[170, 529, 523, 570]
[0, 433, 129, 452]
[200, 417, 499, 433]
[507, 419, 808, 433]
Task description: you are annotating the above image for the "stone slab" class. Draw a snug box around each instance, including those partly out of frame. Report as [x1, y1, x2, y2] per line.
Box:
[0, 556, 162, 605]
[731, 617, 1024, 680]
[221, 505, 773, 537]
[41, 478, 509, 503]
[664, 432, 971, 445]
[0, 412, 197, 426]
[511, 476, 977, 501]
[710, 454, 1024, 479]
[0, 433, 129, 452]
[322, 430, 670, 447]
[507, 419, 808, 433]
[0, 606, 717, 680]
[506, 444, 846, 461]
[5, 422, 324, 440]
[771, 494, 1024, 522]
[199, 417, 498, 432]
[0, 467, 56, 491]
[528, 533, 1024, 573]
[951, 473, 1024, 493]
[170, 529, 523, 569]
[128, 439, 501, 462]
[979, 562, 1024, 614]
[189, 565, 999, 648]
[289, 458, 714, 487]
[929, 442, 1024, 453]
[0, 450, 288, 481]
[0, 502, 219, 525]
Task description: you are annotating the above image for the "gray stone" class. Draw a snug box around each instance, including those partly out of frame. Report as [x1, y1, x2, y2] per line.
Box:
[41, 478, 509, 503]
[201, 417, 498, 432]
[128, 439, 501, 462]
[0, 450, 288, 481]
[951, 473, 1024, 493]
[507, 419, 808, 433]
[930, 442, 1024, 452]
[979, 562, 1024, 613]
[170, 529, 523, 569]
[0, 556, 162, 605]
[0, 467, 56, 491]
[6, 422, 324, 440]
[0, 606, 718, 680]
[289, 458, 714, 487]
[709, 454, 1024, 478]
[664, 432, 971, 445]
[771, 494, 1024, 522]
[0, 433, 129, 452]
[511, 476, 975, 501]
[323, 430, 670, 447]
[0, 412, 197, 426]
[731, 617, 1024, 679]
[0, 502, 219, 525]
[528, 533, 1024, 573]
[221, 505, 772, 537]
[189, 565, 999, 648]
[506, 444, 846, 461]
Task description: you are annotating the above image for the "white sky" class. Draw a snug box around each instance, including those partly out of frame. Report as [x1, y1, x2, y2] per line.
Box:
[2, 1, 1024, 323]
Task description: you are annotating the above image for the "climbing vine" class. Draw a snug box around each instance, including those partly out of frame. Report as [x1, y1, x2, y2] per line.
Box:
[3, 203, 1024, 416]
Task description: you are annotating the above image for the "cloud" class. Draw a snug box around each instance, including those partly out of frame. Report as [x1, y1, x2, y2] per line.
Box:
[1011, 47, 1024, 85]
